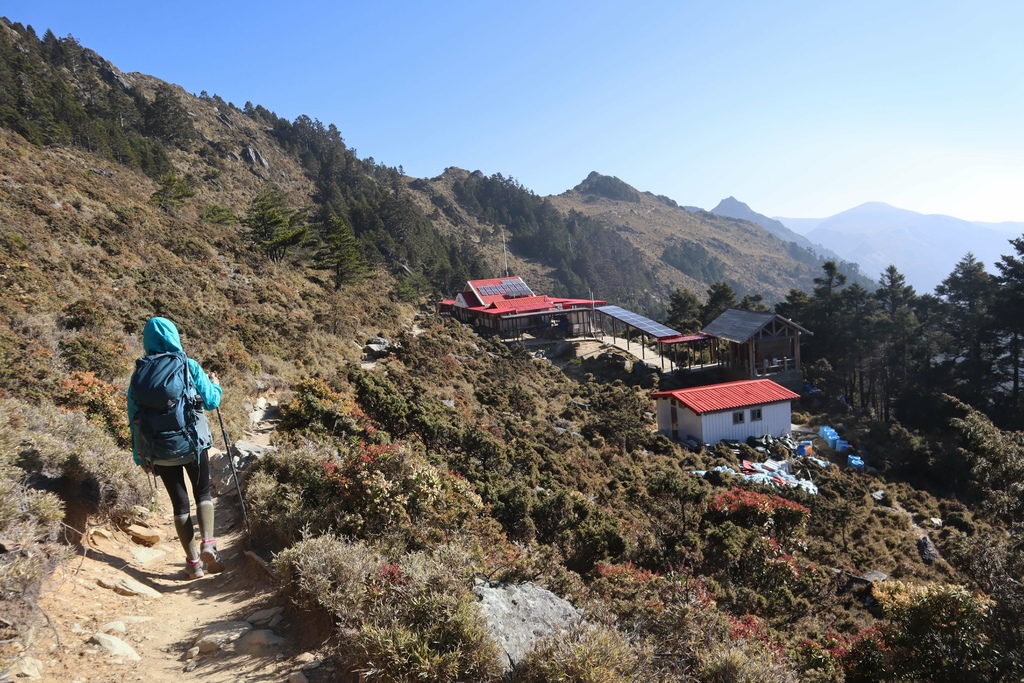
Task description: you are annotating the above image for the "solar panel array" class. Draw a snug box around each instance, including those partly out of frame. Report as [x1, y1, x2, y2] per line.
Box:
[476, 279, 534, 298]
[597, 305, 680, 339]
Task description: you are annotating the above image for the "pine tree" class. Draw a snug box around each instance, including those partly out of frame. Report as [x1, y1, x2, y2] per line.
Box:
[701, 281, 736, 326]
[317, 213, 366, 289]
[665, 288, 702, 333]
[242, 186, 308, 263]
[148, 171, 195, 213]
[935, 253, 998, 406]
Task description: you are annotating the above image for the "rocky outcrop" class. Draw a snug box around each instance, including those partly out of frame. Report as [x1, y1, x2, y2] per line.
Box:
[917, 535, 939, 565]
[242, 145, 269, 169]
[473, 580, 581, 670]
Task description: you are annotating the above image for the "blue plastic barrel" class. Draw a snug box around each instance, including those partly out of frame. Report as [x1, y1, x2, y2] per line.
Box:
[836, 439, 849, 453]
[847, 455, 865, 471]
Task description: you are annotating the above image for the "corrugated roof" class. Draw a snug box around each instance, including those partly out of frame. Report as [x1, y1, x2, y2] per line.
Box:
[489, 296, 553, 312]
[652, 379, 800, 414]
[701, 308, 812, 344]
[660, 333, 715, 344]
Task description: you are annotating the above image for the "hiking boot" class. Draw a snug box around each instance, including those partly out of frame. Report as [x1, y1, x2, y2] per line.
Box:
[184, 558, 204, 580]
[200, 540, 224, 574]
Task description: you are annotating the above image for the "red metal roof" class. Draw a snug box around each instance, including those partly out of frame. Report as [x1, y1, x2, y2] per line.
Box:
[489, 295, 553, 312]
[659, 333, 715, 344]
[652, 379, 799, 414]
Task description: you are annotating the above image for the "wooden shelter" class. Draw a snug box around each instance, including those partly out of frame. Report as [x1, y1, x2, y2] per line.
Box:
[701, 309, 812, 388]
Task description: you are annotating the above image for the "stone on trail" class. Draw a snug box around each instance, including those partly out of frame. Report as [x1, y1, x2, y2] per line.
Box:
[125, 524, 161, 545]
[129, 545, 166, 566]
[7, 655, 44, 679]
[99, 620, 127, 634]
[98, 575, 162, 599]
[288, 673, 309, 683]
[194, 621, 252, 653]
[246, 606, 284, 625]
[89, 632, 142, 662]
[235, 629, 285, 655]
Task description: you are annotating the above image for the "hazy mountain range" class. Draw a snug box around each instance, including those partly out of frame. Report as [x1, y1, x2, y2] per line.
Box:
[708, 197, 846, 263]
[775, 203, 1024, 292]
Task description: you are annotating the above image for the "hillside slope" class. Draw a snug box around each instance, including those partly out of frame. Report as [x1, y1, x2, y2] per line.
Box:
[406, 169, 861, 313]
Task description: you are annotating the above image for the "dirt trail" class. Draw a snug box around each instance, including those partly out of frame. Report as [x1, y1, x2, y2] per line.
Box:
[28, 400, 331, 683]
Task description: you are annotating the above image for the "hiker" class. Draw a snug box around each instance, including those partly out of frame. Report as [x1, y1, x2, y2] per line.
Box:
[127, 317, 224, 579]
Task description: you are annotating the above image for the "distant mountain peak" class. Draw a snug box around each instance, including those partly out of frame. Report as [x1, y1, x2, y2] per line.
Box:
[713, 196, 749, 212]
[572, 172, 641, 203]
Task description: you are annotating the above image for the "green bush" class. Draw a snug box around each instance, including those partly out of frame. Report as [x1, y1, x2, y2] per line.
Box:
[58, 333, 128, 381]
[247, 437, 484, 550]
[0, 397, 145, 518]
[275, 536, 504, 682]
[512, 623, 651, 683]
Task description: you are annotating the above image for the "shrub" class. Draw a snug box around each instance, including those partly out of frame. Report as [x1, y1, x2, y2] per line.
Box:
[843, 581, 995, 682]
[59, 298, 105, 331]
[275, 536, 504, 682]
[200, 204, 236, 224]
[58, 333, 128, 381]
[278, 377, 367, 436]
[0, 397, 145, 519]
[247, 438, 483, 550]
[512, 623, 651, 683]
[56, 372, 131, 447]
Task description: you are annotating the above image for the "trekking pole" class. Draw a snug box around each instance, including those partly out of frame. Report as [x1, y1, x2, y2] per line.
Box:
[215, 407, 253, 548]
[146, 469, 157, 509]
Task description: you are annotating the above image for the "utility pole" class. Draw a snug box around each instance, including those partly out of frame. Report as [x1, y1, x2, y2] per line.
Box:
[501, 226, 509, 278]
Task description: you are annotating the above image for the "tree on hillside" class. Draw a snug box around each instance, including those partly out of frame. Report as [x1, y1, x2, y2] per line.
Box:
[935, 253, 998, 407]
[148, 171, 194, 213]
[242, 185, 309, 263]
[701, 281, 736, 326]
[317, 212, 367, 289]
[995, 237, 1024, 415]
[775, 288, 811, 323]
[665, 288, 702, 333]
[143, 84, 195, 148]
[738, 293, 770, 312]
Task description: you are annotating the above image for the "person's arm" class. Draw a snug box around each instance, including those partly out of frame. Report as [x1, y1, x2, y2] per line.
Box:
[188, 358, 222, 410]
[126, 383, 142, 466]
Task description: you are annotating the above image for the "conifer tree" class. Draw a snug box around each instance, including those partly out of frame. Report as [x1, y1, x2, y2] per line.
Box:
[148, 171, 194, 213]
[242, 185, 308, 263]
[701, 281, 736, 325]
[317, 213, 366, 289]
[665, 288, 702, 333]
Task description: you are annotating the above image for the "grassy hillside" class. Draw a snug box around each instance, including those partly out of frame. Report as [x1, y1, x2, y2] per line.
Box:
[2, 18, 1022, 683]
[406, 168, 866, 317]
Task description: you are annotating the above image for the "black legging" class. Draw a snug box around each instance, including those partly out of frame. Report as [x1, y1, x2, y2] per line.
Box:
[154, 449, 212, 516]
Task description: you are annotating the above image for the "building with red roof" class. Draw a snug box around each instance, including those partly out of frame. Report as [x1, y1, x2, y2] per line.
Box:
[439, 277, 605, 338]
[651, 379, 800, 444]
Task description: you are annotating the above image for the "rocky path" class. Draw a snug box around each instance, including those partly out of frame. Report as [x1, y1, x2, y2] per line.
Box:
[19, 399, 333, 683]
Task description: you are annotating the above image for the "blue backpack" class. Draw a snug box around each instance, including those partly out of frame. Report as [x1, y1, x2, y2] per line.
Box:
[130, 351, 209, 466]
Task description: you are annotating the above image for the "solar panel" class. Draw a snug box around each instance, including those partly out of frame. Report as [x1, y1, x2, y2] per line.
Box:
[596, 305, 680, 339]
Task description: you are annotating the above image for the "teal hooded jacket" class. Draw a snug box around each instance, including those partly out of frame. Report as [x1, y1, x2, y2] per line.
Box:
[126, 317, 222, 466]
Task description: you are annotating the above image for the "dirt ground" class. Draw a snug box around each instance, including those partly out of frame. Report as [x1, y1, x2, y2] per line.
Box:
[22, 402, 340, 683]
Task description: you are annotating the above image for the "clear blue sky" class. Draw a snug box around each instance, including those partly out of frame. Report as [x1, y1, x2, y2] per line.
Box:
[6, 1, 1024, 221]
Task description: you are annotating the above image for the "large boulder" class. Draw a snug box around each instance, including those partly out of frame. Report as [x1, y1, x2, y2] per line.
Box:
[917, 535, 939, 565]
[553, 341, 577, 359]
[473, 580, 581, 670]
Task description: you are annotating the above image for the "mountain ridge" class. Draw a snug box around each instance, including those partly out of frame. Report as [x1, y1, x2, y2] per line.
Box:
[776, 202, 1016, 290]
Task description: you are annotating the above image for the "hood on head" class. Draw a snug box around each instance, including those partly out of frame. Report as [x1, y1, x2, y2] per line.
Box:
[142, 317, 183, 354]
